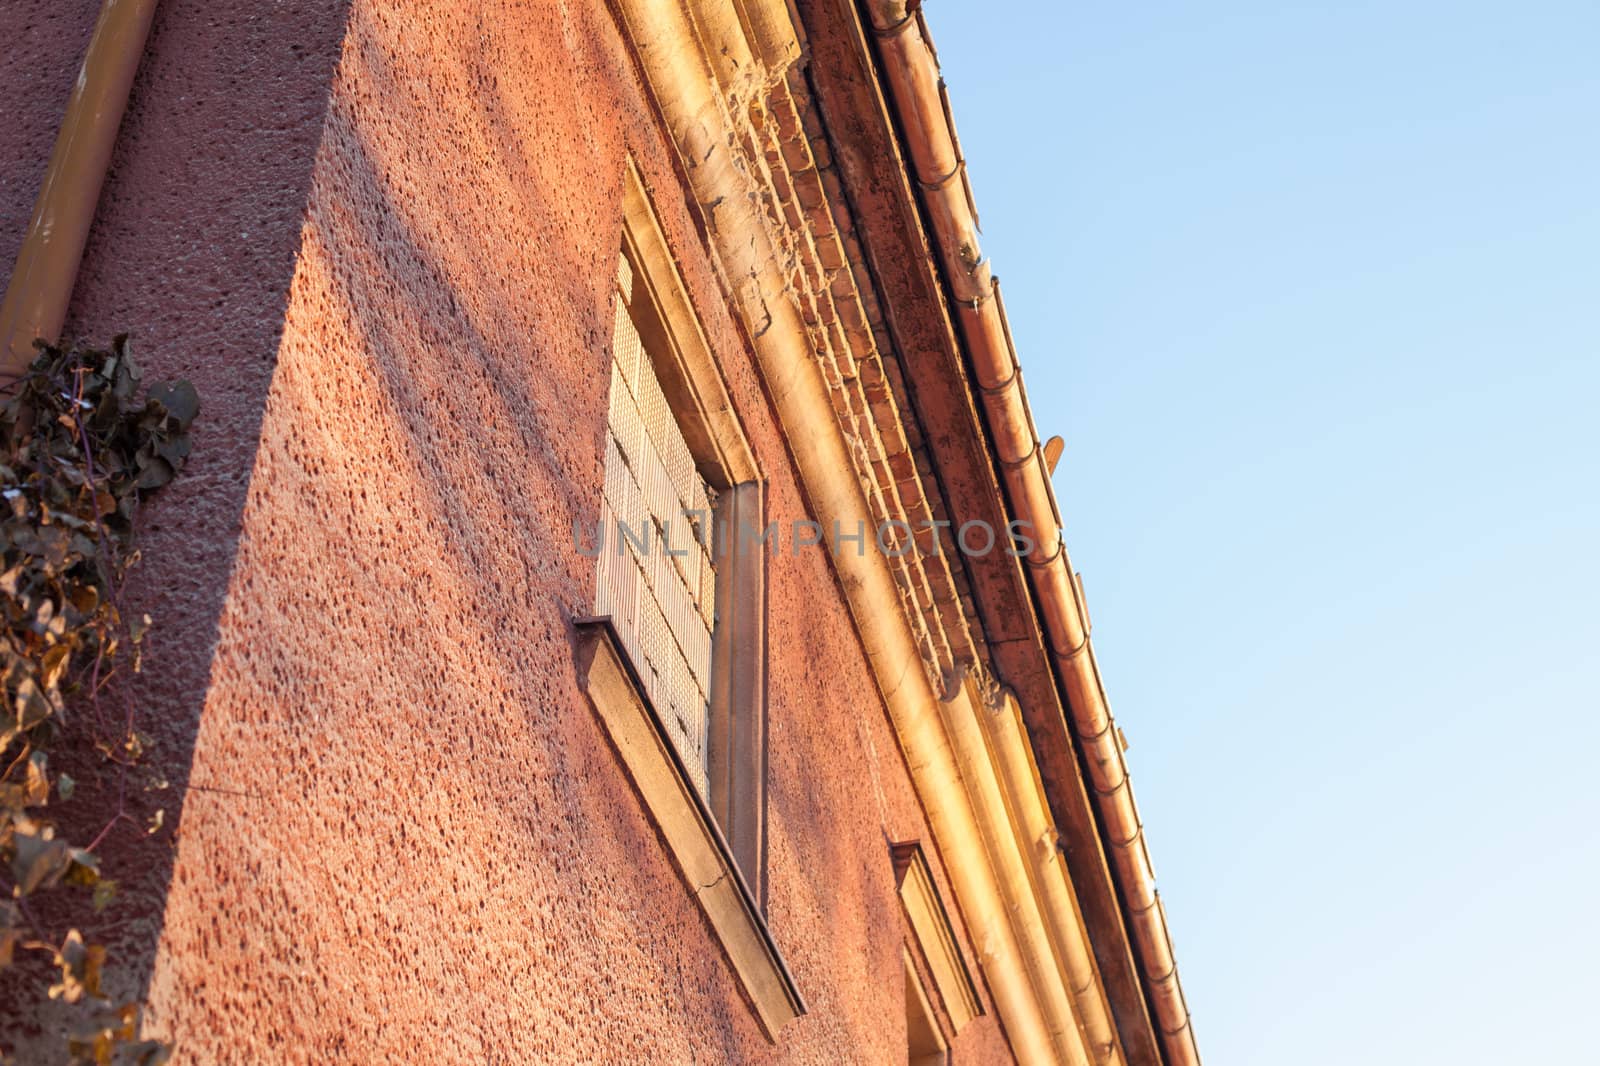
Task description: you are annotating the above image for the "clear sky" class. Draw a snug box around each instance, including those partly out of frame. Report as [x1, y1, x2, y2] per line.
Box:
[925, 3, 1600, 1063]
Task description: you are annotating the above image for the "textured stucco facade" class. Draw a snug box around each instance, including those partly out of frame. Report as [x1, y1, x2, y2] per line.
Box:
[0, 0, 1206, 1062]
[0, 1, 1021, 1062]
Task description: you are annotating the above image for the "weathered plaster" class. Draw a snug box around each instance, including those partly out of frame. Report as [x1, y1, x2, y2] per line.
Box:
[0, 2, 1018, 1062]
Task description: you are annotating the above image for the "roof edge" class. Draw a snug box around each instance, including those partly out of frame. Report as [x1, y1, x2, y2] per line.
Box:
[856, 4, 1201, 1064]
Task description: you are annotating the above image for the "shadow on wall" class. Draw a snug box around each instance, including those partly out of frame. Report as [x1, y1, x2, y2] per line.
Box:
[0, 5, 101, 274]
[8, 0, 952, 1057]
[112, 1, 802, 1056]
[10, 0, 789, 1056]
[0, 0, 358, 1048]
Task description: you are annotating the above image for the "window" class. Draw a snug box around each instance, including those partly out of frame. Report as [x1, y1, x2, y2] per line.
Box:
[573, 161, 800, 1036]
[596, 249, 718, 796]
[905, 949, 950, 1066]
[892, 841, 982, 1044]
[590, 220, 768, 892]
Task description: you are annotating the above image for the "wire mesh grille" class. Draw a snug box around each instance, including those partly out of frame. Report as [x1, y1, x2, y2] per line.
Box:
[594, 255, 717, 793]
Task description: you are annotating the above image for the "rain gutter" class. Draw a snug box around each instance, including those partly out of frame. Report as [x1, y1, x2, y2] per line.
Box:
[860, 4, 1201, 1063]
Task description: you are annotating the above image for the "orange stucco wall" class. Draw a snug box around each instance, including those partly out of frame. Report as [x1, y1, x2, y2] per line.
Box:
[0, 2, 1018, 1062]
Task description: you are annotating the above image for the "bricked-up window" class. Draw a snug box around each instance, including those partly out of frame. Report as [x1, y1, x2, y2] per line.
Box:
[596, 252, 717, 795]
[590, 201, 767, 900]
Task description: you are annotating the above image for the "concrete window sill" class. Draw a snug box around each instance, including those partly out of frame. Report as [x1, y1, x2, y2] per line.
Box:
[573, 619, 805, 1039]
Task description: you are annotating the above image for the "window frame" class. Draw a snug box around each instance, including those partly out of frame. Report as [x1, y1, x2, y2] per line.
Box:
[613, 159, 767, 895]
[905, 946, 952, 1066]
[575, 159, 797, 1036]
[892, 841, 984, 1033]
[573, 620, 801, 1037]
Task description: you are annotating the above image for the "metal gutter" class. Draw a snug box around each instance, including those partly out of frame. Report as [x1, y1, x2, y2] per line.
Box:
[0, 0, 161, 377]
[860, 4, 1201, 1063]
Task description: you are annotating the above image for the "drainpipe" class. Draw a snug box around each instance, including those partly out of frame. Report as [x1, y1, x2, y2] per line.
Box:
[862, 4, 1202, 1065]
[0, 0, 162, 378]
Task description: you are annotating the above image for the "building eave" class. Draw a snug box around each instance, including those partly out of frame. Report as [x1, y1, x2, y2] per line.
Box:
[829, 3, 1202, 1064]
[609, 0, 1142, 1061]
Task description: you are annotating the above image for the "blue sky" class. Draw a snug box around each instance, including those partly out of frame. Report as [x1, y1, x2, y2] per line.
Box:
[927, 3, 1600, 1062]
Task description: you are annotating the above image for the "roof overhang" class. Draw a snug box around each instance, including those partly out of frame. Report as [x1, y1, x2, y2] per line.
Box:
[606, 1, 1196, 1062]
[791, 2, 1199, 1063]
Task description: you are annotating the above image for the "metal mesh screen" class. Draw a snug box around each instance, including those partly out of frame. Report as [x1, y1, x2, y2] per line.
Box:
[595, 256, 717, 796]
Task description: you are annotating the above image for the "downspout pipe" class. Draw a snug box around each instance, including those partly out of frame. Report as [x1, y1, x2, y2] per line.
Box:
[862, 4, 1202, 1065]
[0, 0, 161, 379]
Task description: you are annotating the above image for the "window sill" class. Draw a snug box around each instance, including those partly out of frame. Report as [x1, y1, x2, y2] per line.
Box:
[573, 618, 805, 1039]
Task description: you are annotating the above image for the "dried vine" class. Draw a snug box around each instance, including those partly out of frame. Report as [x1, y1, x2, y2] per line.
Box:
[1, 337, 195, 1064]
